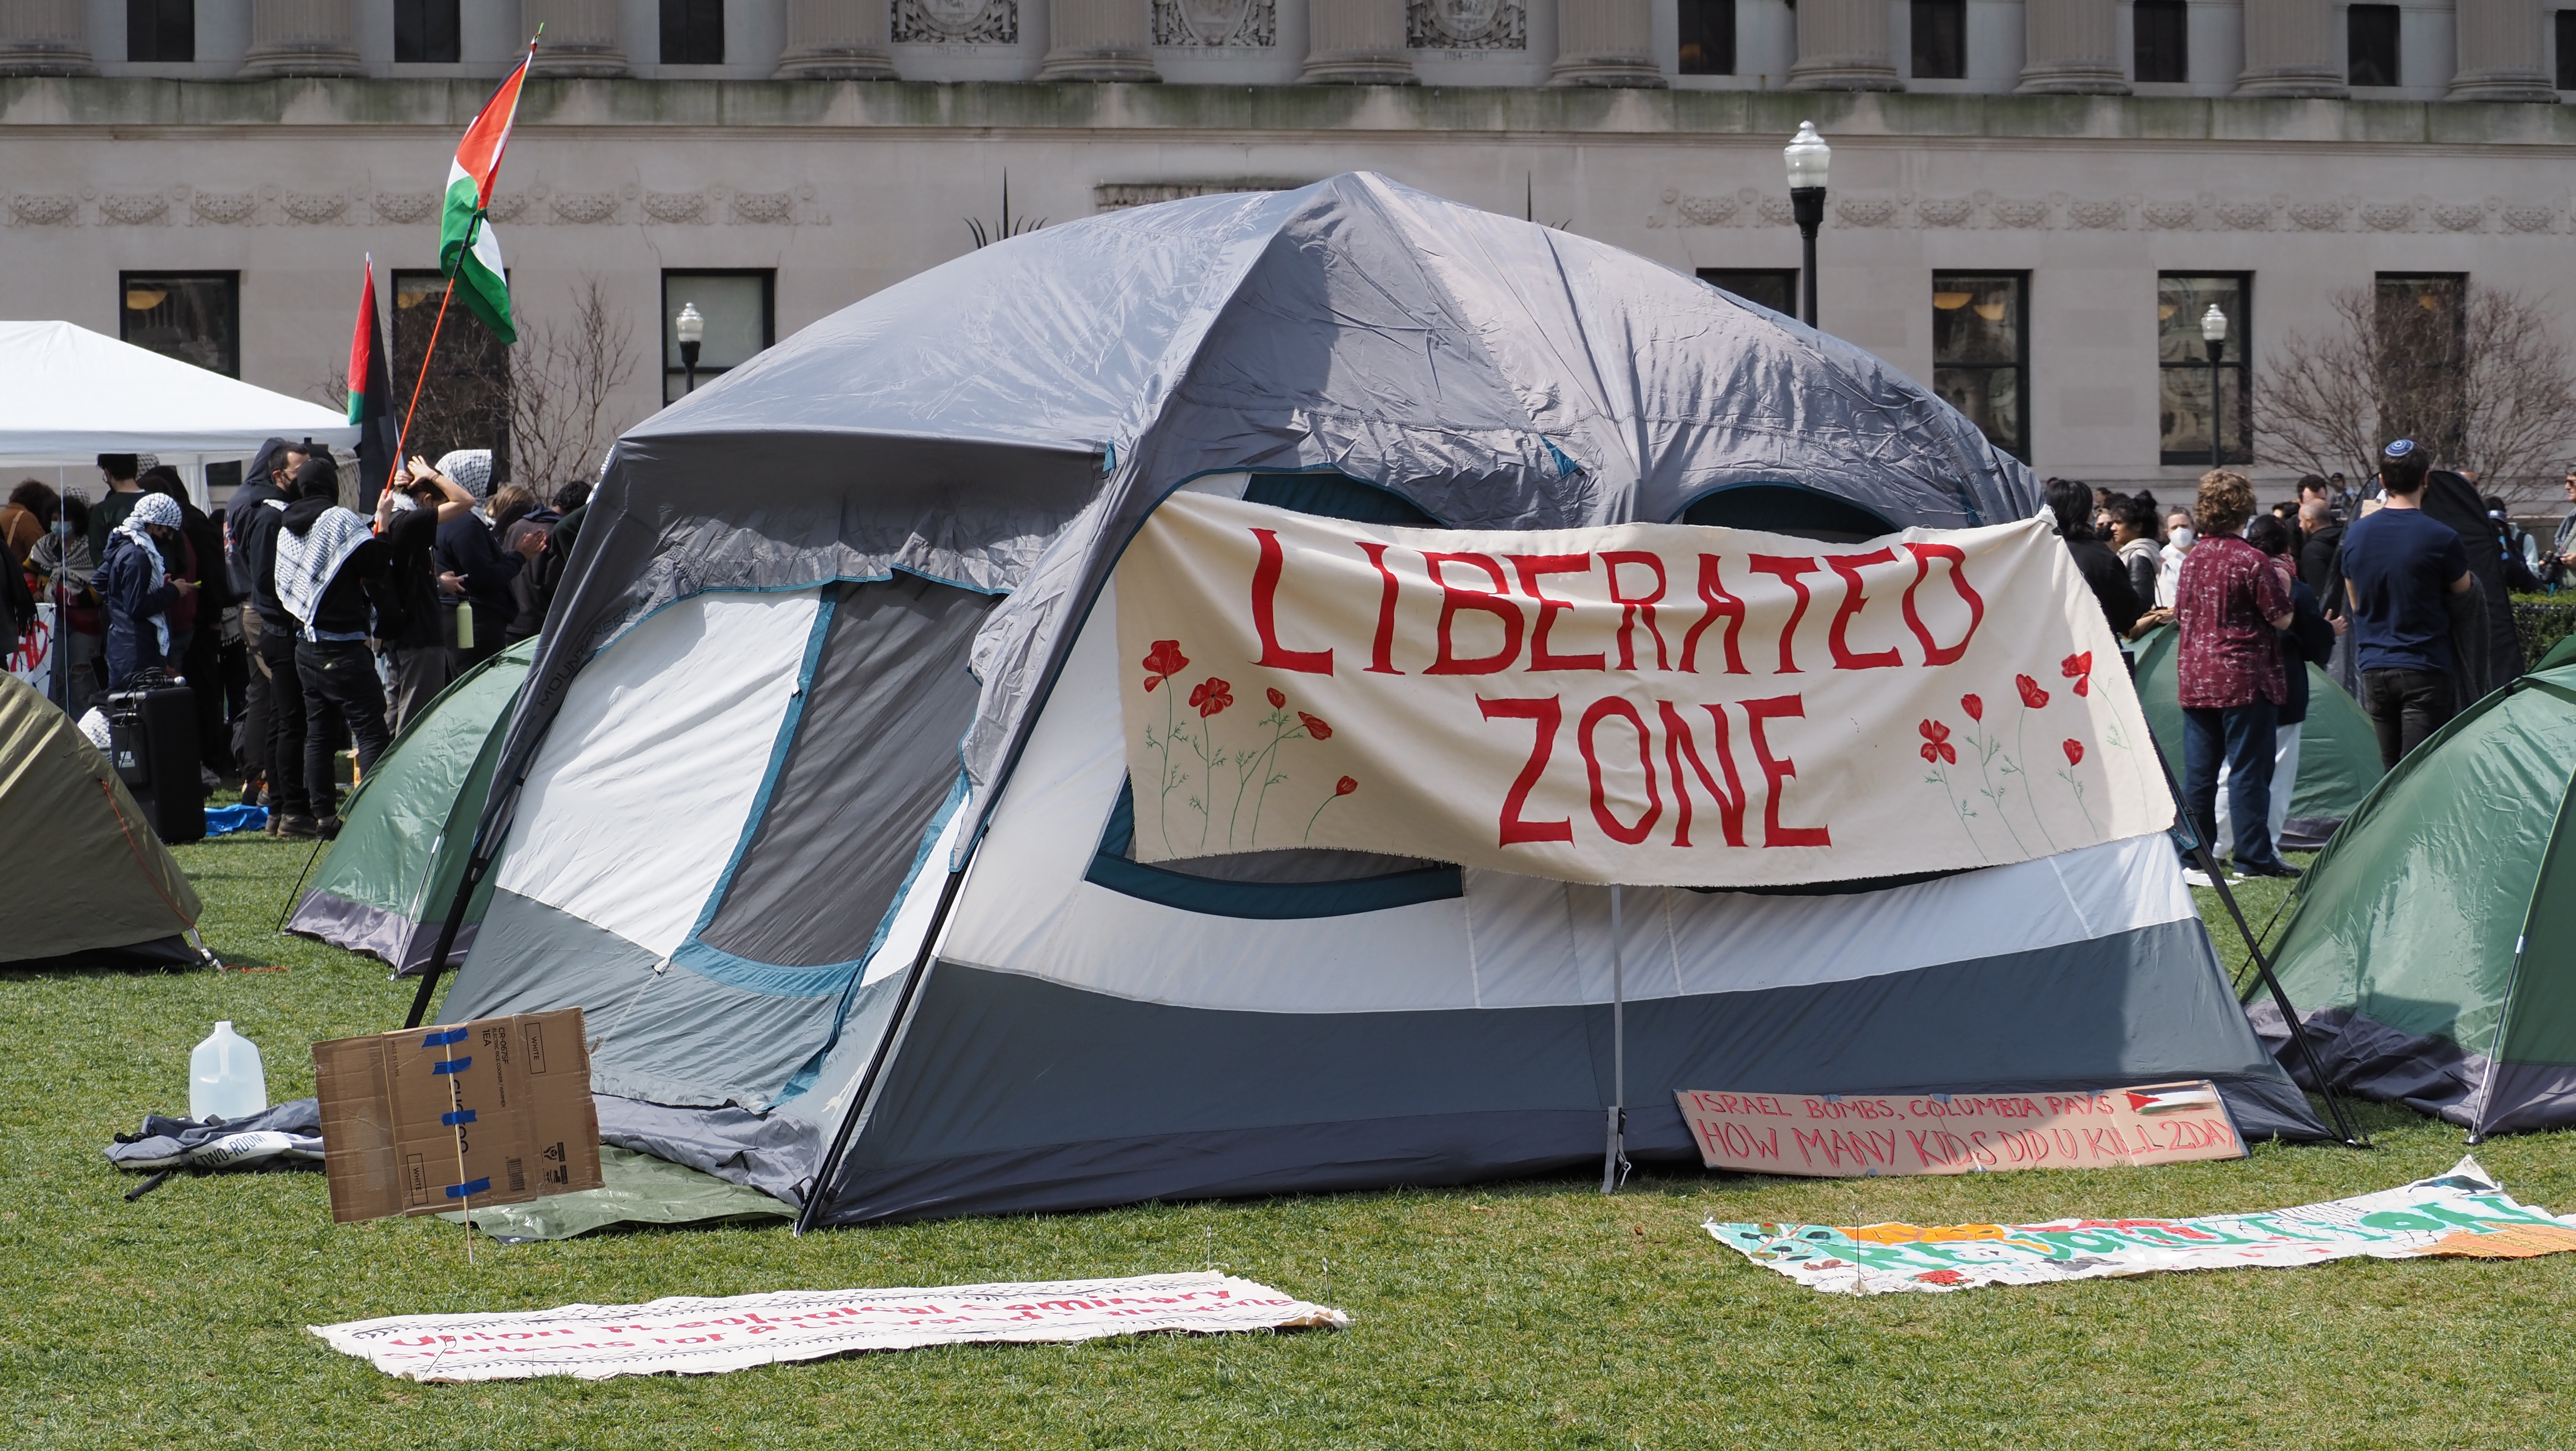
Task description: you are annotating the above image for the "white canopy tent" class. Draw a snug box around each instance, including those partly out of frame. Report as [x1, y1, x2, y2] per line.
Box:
[0, 321, 359, 510]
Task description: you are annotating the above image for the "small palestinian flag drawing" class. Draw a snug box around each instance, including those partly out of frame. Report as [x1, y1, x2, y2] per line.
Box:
[438, 39, 534, 344]
[2125, 1082, 2223, 1115]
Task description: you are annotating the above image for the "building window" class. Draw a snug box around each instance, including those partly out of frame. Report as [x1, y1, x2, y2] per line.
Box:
[2133, 0, 2187, 82]
[396, 0, 461, 62]
[661, 0, 725, 64]
[2347, 3, 2400, 85]
[393, 269, 513, 479]
[126, 0, 194, 62]
[663, 269, 774, 403]
[1678, 0, 1734, 74]
[119, 273, 237, 377]
[1911, 0, 1965, 79]
[1932, 273, 2027, 462]
[1698, 268, 1798, 318]
[2157, 274, 2251, 466]
[2375, 273, 2468, 458]
[2558, 9, 2576, 89]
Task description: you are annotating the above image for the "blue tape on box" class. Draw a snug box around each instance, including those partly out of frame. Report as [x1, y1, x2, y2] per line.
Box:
[421, 1028, 468, 1047]
[443, 1177, 491, 1200]
[441, 1109, 477, 1126]
[431, 1057, 473, 1075]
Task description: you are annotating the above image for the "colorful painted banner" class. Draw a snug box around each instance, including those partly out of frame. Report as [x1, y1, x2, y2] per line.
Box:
[310, 1271, 1348, 1382]
[1112, 493, 2169, 887]
[1675, 1082, 2244, 1177]
[1706, 1157, 2576, 1295]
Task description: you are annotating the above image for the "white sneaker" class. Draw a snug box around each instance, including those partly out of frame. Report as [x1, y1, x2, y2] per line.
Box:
[2183, 868, 2216, 887]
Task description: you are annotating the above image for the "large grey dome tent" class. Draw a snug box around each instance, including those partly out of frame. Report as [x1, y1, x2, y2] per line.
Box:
[422, 173, 2322, 1225]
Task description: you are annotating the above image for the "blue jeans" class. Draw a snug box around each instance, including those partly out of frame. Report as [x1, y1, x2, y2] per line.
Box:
[2182, 701, 2279, 868]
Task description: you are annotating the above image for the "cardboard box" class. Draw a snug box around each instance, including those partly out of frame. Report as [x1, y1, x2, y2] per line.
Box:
[313, 1008, 603, 1223]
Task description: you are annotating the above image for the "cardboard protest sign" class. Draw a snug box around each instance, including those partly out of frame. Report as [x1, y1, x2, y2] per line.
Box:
[6, 603, 52, 698]
[1707, 1157, 2576, 1294]
[1113, 494, 2168, 887]
[1675, 1082, 2243, 1177]
[312, 1008, 601, 1223]
[310, 1271, 1350, 1382]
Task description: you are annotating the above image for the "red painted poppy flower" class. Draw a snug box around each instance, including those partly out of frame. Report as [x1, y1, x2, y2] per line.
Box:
[2016, 674, 2050, 710]
[1141, 639, 1188, 692]
[1335, 776, 1359, 796]
[2061, 651, 2093, 697]
[1918, 719, 1956, 766]
[1267, 687, 1287, 710]
[1913, 1269, 1967, 1285]
[1960, 694, 1983, 722]
[2062, 738, 2084, 766]
[1189, 677, 1233, 718]
[1299, 712, 1333, 740]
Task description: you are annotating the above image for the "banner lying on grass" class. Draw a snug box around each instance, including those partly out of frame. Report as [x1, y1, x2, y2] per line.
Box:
[1676, 1082, 2243, 1177]
[1113, 493, 2168, 887]
[1707, 1157, 2576, 1295]
[311, 1271, 1348, 1381]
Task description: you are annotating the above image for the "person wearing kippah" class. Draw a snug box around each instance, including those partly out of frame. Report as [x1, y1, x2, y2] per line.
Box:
[2340, 439, 2475, 768]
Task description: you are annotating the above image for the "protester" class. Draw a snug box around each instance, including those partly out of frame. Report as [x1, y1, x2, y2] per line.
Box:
[2297, 499, 2343, 598]
[29, 495, 104, 716]
[226, 440, 293, 804]
[2110, 496, 2161, 607]
[547, 481, 591, 577]
[2174, 470, 2298, 881]
[431, 450, 544, 672]
[2268, 500, 2304, 556]
[236, 456, 320, 835]
[2216, 516, 2339, 852]
[86, 454, 146, 558]
[276, 475, 398, 837]
[2554, 466, 2576, 588]
[2, 481, 57, 564]
[497, 486, 564, 644]
[2156, 509, 2196, 608]
[377, 455, 476, 731]
[2342, 440, 2477, 768]
[2487, 494, 2544, 593]
[94, 491, 191, 689]
[2043, 479, 2140, 637]
[142, 467, 237, 778]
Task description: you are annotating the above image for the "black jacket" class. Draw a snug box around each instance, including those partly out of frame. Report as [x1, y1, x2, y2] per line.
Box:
[2065, 534, 2142, 638]
[380, 505, 444, 649]
[2298, 521, 2344, 607]
[279, 496, 396, 640]
[2277, 579, 2335, 726]
[435, 512, 524, 627]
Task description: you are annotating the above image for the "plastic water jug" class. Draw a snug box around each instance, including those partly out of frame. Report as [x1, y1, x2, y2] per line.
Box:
[190, 1021, 268, 1123]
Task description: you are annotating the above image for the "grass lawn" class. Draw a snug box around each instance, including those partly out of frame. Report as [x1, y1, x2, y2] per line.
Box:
[6, 833, 2573, 1451]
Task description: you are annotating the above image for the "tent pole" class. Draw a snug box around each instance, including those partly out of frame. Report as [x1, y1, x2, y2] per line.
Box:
[1602, 884, 1627, 1194]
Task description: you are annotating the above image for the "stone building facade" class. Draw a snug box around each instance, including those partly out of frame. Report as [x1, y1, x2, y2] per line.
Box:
[3, 0, 2573, 489]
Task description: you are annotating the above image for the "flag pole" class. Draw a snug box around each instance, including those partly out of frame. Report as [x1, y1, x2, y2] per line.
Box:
[395, 263, 461, 470]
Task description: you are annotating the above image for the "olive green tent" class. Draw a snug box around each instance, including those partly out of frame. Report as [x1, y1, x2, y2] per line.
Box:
[2129, 623, 2383, 843]
[286, 639, 534, 974]
[0, 670, 208, 969]
[2255, 660, 2576, 1137]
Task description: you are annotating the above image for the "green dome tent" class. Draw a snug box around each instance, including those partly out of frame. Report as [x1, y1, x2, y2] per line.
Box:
[286, 639, 534, 974]
[2129, 623, 2383, 845]
[2255, 660, 2576, 1137]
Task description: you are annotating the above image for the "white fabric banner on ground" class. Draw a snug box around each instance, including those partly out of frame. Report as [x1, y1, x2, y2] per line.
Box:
[1706, 1157, 2576, 1295]
[311, 1271, 1349, 1382]
[1113, 493, 2168, 887]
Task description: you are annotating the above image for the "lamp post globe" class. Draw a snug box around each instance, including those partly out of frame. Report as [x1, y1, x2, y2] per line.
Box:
[1782, 122, 1830, 329]
[675, 302, 706, 395]
[2200, 305, 2227, 470]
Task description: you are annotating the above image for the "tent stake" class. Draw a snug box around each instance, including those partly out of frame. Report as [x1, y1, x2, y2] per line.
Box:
[1602, 884, 1628, 1194]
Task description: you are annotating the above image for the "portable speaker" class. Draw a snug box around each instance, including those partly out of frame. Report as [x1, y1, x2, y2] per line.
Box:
[104, 682, 204, 844]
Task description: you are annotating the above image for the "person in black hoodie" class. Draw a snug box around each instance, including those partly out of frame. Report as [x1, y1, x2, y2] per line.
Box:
[429, 450, 542, 672]
[275, 479, 398, 835]
[2044, 478, 2143, 638]
[377, 456, 477, 731]
[141, 467, 237, 779]
[224, 439, 291, 804]
[234, 455, 322, 834]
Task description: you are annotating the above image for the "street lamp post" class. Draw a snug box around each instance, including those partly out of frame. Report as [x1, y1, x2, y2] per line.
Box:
[1783, 121, 1831, 329]
[675, 302, 705, 396]
[2201, 304, 2228, 471]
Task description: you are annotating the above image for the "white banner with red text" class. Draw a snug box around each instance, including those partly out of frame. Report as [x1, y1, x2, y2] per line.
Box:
[1112, 493, 2169, 887]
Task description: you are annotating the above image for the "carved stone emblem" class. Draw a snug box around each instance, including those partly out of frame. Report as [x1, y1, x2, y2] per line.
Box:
[1406, 0, 1524, 49]
[895, 0, 1018, 43]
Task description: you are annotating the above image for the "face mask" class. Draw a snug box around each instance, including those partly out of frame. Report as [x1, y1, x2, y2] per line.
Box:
[2170, 527, 2196, 549]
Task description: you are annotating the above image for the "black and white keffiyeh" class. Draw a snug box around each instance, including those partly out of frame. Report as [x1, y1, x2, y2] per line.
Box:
[274, 505, 373, 636]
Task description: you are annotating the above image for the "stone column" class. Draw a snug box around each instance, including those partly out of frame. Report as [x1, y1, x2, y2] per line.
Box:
[240, 0, 364, 76]
[2449, 0, 2556, 100]
[1036, 0, 1157, 79]
[2016, 0, 2127, 93]
[526, 0, 629, 76]
[0, 0, 95, 75]
[1550, 0, 1665, 85]
[776, 0, 898, 76]
[2235, 0, 2345, 96]
[1785, 0, 1900, 90]
[1300, 0, 1414, 82]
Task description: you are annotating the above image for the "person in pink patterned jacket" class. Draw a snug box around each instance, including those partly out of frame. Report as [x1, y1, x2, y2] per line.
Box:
[2174, 470, 2298, 880]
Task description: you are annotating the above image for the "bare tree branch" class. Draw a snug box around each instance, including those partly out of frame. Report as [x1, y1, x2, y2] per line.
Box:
[507, 278, 640, 495]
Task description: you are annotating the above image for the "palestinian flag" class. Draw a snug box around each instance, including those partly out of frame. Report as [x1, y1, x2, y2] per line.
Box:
[438, 42, 534, 345]
[346, 256, 397, 505]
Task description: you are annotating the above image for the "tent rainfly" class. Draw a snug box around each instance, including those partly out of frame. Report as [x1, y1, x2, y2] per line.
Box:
[0, 670, 211, 969]
[287, 638, 535, 973]
[419, 173, 2326, 1226]
[2256, 659, 2576, 1137]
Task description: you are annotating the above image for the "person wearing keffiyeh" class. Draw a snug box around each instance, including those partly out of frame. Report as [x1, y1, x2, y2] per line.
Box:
[95, 490, 191, 688]
[276, 480, 399, 834]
